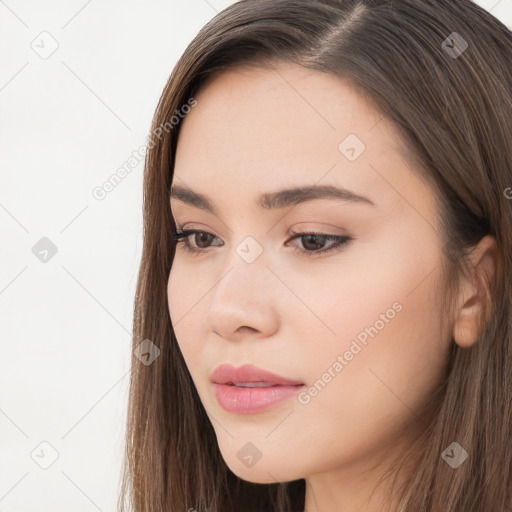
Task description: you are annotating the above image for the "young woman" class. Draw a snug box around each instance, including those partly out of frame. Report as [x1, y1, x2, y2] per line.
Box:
[118, 1, 512, 510]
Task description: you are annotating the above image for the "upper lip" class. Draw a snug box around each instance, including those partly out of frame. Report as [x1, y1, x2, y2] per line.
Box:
[210, 363, 304, 386]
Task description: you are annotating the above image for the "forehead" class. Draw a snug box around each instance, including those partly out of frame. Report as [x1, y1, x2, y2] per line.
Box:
[172, 62, 432, 219]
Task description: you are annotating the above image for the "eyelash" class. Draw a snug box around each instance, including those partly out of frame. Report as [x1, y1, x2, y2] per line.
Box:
[171, 228, 353, 258]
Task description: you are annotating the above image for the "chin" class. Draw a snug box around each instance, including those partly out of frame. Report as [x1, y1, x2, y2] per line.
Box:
[222, 453, 300, 485]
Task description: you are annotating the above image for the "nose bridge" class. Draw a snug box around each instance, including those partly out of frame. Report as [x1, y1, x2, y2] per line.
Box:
[214, 232, 270, 301]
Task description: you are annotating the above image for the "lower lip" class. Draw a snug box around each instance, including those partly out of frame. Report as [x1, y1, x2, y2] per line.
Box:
[213, 383, 305, 414]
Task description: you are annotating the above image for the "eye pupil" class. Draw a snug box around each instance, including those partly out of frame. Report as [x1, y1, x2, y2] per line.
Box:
[302, 234, 324, 251]
[196, 232, 213, 248]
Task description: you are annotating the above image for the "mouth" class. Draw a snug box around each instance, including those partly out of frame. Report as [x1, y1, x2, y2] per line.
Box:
[210, 364, 305, 414]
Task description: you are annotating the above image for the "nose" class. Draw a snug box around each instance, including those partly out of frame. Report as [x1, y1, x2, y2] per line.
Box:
[202, 250, 280, 342]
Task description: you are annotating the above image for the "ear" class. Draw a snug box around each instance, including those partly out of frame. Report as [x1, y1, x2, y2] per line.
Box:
[453, 235, 501, 349]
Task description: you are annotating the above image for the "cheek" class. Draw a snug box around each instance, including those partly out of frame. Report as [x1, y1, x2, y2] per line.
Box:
[292, 232, 448, 441]
[167, 262, 213, 387]
[294, 290, 447, 478]
[167, 264, 199, 356]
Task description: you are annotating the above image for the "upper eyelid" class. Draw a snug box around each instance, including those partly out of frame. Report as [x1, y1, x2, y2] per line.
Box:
[174, 227, 349, 241]
[173, 214, 350, 231]
[174, 223, 347, 234]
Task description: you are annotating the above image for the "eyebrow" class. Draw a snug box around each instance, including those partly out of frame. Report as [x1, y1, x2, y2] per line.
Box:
[169, 183, 376, 216]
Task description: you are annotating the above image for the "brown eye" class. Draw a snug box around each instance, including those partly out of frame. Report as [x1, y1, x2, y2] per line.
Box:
[287, 232, 353, 258]
[172, 229, 223, 255]
[299, 234, 329, 251]
[172, 228, 353, 258]
[194, 232, 216, 249]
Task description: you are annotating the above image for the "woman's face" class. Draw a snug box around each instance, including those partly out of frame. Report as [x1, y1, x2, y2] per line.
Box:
[168, 62, 451, 486]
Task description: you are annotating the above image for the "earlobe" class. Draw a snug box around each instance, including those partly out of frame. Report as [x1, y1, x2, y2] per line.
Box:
[452, 235, 500, 349]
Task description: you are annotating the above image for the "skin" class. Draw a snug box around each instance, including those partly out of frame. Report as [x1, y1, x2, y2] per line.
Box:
[167, 62, 499, 512]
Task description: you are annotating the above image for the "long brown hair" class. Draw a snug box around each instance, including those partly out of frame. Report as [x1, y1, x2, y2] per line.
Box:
[118, 1, 512, 510]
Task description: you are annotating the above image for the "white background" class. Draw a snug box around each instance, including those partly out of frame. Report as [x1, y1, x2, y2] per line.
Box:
[1, 1, 511, 510]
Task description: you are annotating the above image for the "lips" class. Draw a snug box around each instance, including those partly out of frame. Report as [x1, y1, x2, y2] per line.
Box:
[211, 363, 305, 414]
[210, 363, 304, 387]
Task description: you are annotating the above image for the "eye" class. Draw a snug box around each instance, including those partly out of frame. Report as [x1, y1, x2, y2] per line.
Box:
[171, 228, 353, 258]
[289, 231, 353, 257]
[172, 229, 222, 255]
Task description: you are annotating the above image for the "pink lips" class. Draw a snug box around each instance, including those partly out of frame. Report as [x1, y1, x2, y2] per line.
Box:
[210, 363, 305, 414]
